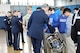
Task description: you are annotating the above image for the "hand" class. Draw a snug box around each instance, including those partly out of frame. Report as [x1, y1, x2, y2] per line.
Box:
[54, 35, 58, 39]
[23, 29, 27, 32]
[44, 29, 47, 33]
[55, 27, 59, 32]
[19, 20, 22, 24]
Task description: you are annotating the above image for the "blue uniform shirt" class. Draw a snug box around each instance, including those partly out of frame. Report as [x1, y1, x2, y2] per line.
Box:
[58, 15, 67, 33]
[49, 13, 59, 27]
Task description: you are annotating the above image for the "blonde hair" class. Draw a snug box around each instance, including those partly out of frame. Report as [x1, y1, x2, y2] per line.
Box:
[27, 6, 32, 10]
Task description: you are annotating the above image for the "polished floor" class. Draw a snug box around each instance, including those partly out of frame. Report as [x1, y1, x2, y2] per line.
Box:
[0, 30, 45, 53]
[0, 30, 22, 53]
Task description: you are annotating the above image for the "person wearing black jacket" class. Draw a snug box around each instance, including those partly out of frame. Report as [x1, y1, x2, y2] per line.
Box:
[17, 11, 24, 43]
[71, 8, 79, 43]
[74, 9, 80, 53]
[4, 11, 12, 46]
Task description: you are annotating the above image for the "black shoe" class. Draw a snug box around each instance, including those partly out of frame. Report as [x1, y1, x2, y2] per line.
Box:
[14, 49, 19, 50]
[22, 41, 25, 43]
[22, 42, 25, 43]
[18, 48, 23, 50]
[8, 44, 13, 47]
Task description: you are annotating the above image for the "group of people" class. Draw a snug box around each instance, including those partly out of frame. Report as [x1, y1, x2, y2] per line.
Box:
[3, 3, 80, 53]
[4, 10, 24, 50]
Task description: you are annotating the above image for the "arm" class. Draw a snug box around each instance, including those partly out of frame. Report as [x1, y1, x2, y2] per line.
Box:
[4, 16, 8, 24]
[19, 16, 23, 24]
[43, 15, 49, 32]
[17, 18, 21, 26]
[22, 16, 27, 32]
[27, 13, 33, 30]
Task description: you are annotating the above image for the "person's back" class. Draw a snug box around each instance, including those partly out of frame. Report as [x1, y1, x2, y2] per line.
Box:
[28, 10, 49, 40]
[27, 4, 49, 53]
[11, 16, 20, 33]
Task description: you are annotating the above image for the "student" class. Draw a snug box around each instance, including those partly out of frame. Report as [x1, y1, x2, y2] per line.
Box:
[11, 10, 22, 50]
[43, 7, 54, 53]
[58, 8, 76, 53]
[22, 6, 32, 53]
[49, 8, 59, 29]
[4, 11, 12, 46]
[17, 11, 24, 43]
[27, 4, 49, 53]
[74, 9, 80, 53]
[71, 8, 79, 43]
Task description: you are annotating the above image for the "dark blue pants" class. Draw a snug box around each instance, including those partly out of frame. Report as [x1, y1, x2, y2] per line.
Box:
[31, 38, 42, 53]
[13, 33, 19, 49]
[20, 24, 24, 42]
[7, 29, 12, 45]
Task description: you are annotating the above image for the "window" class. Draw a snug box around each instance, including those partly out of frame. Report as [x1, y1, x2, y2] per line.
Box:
[1, 0, 54, 6]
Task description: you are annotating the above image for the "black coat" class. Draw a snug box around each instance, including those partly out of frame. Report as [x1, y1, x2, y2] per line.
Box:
[4, 16, 12, 31]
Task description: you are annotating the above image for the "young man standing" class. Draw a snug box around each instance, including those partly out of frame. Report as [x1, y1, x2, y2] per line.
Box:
[11, 10, 22, 50]
[4, 11, 12, 46]
[17, 11, 24, 43]
[71, 8, 79, 43]
[58, 8, 76, 53]
[22, 6, 32, 53]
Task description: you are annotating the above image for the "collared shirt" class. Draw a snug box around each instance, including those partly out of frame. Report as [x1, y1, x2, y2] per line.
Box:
[23, 14, 31, 28]
[18, 15, 21, 18]
[73, 11, 79, 25]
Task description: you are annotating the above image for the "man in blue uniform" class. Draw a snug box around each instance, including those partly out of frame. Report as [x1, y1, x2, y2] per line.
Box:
[48, 7, 65, 33]
[11, 10, 22, 50]
[58, 8, 76, 53]
[4, 11, 12, 46]
[49, 8, 59, 33]
[27, 4, 49, 53]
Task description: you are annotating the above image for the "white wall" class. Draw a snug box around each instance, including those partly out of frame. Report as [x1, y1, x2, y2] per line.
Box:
[55, 0, 80, 7]
[0, 4, 10, 16]
[76, 0, 80, 5]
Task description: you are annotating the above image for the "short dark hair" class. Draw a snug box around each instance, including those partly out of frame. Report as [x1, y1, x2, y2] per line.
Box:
[8, 11, 12, 13]
[18, 11, 20, 12]
[13, 10, 17, 13]
[48, 7, 55, 11]
[48, 7, 52, 11]
[52, 8, 55, 11]
[74, 8, 79, 10]
[63, 8, 71, 14]
[37, 7, 41, 10]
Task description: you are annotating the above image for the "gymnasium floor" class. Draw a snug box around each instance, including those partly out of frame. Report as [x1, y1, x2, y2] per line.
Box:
[0, 30, 42, 53]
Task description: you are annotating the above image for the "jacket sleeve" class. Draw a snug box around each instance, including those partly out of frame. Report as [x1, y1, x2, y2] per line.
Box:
[44, 14, 49, 24]
[4, 16, 8, 25]
[16, 18, 21, 26]
[27, 13, 33, 30]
